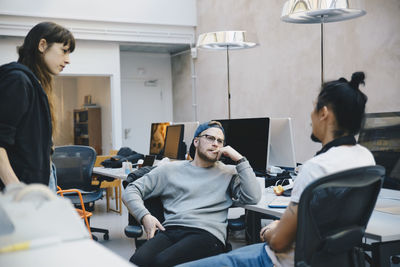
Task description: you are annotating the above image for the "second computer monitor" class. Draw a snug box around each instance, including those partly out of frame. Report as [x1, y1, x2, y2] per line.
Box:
[267, 118, 296, 169]
[163, 124, 185, 160]
[216, 117, 270, 174]
[358, 112, 400, 188]
[172, 121, 199, 153]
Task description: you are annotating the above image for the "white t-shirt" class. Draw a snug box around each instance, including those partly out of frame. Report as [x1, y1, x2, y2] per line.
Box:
[266, 144, 375, 267]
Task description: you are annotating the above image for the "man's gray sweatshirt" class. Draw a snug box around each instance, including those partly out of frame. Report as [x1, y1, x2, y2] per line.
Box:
[122, 160, 261, 244]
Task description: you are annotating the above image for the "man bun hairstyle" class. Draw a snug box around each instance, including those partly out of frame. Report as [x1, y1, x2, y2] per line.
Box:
[349, 72, 365, 90]
[316, 71, 368, 137]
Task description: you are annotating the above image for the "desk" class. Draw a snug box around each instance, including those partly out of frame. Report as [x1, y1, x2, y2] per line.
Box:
[92, 167, 127, 214]
[93, 167, 127, 180]
[243, 188, 400, 267]
[0, 239, 135, 267]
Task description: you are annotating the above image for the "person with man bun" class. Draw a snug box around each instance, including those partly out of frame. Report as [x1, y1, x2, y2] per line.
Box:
[180, 72, 375, 267]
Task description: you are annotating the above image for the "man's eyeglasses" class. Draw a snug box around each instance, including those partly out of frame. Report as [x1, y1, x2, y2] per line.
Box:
[198, 134, 224, 145]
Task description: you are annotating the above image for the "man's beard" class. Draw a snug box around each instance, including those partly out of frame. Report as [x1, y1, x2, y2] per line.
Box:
[310, 133, 321, 143]
[196, 148, 218, 163]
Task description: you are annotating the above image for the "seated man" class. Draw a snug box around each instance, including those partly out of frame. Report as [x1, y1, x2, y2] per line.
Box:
[122, 121, 261, 266]
[179, 72, 375, 267]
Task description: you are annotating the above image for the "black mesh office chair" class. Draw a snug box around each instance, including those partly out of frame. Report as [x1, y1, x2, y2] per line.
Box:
[53, 145, 109, 240]
[295, 165, 384, 267]
[122, 166, 164, 248]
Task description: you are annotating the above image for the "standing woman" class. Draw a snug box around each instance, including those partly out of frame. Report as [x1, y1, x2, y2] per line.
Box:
[0, 22, 75, 191]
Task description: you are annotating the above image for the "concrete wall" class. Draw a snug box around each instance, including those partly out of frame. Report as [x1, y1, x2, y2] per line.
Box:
[171, 52, 196, 122]
[171, 0, 400, 163]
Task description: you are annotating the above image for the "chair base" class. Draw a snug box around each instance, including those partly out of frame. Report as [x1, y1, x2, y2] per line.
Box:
[91, 227, 109, 241]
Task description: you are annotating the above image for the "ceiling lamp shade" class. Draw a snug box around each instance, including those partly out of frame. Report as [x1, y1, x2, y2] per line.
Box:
[281, 0, 366, 23]
[196, 30, 257, 119]
[196, 31, 257, 50]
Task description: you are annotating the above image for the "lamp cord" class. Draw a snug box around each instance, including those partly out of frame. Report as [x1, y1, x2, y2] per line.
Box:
[226, 46, 231, 119]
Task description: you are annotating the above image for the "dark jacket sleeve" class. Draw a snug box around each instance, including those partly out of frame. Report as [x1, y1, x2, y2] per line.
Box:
[0, 71, 31, 147]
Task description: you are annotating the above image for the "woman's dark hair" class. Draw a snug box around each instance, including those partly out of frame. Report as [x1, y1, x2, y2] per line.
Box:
[17, 22, 75, 135]
[316, 72, 368, 137]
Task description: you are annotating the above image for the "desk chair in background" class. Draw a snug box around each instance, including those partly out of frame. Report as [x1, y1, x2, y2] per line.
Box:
[53, 145, 109, 241]
[295, 165, 384, 267]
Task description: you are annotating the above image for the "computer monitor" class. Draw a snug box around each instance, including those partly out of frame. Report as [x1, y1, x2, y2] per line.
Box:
[267, 118, 297, 170]
[149, 122, 170, 155]
[358, 112, 400, 189]
[215, 118, 270, 175]
[172, 121, 199, 153]
[163, 124, 185, 160]
[142, 155, 156, 167]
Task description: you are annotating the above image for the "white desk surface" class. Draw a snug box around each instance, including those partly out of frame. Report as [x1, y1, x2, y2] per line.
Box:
[244, 188, 400, 243]
[365, 188, 400, 242]
[93, 167, 127, 180]
[0, 239, 135, 267]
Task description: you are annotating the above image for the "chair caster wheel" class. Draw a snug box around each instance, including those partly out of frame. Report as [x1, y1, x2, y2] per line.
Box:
[104, 233, 109, 240]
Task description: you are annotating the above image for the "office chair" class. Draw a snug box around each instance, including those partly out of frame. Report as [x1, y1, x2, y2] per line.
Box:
[295, 165, 384, 267]
[122, 166, 164, 248]
[53, 145, 109, 241]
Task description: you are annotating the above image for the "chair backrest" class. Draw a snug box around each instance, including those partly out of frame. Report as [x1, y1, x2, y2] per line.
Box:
[123, 167, 165, 226]
[53, 145, 97, 192]
[295, 165, 385, 267]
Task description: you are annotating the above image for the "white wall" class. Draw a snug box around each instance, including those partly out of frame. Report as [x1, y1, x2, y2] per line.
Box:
[0, 1, 195, 45]
[0, 36, 20, 64]
[0, 0, 196, 26]
[120, 52, 173, 154]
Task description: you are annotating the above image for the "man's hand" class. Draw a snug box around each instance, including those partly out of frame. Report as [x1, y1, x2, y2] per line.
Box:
[217, 145, 243, 162]
[260, 220, 280, 242]
[141, 214, 165, 240]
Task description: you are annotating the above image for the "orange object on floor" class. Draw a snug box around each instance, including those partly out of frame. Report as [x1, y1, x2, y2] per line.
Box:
[57, 186, 93, 239]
